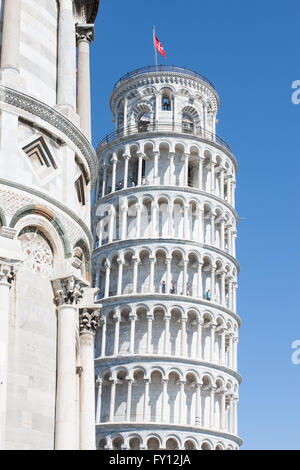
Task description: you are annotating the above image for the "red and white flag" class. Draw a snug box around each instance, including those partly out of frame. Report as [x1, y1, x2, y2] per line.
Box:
[154, 33, 166, 59]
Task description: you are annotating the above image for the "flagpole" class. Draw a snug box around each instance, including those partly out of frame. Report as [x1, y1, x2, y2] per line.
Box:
[153, 25, 158, 71]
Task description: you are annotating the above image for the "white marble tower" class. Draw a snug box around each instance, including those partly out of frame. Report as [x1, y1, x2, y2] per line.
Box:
[0, 0, 100, 450]
[92, 66, 241, 450]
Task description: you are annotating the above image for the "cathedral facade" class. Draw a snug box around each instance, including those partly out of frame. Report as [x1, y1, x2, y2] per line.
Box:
[0, 0, 100, 450]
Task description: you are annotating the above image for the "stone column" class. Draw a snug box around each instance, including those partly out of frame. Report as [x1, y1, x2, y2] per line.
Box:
[102, 166, 107, 197]
[165, 257, 171, 293]
[232, 181, 236, 207]
[228, 333, 233, 368]
[100, 318, 106, 357]
[95, 378, 102, 424]
[109, 380, 116, 422]
[104, 262, 111, 298]
[1, 0, 21, 74]
[198, 156, 204, 190]
[132, 256, 139, 293]
[210, 162, 215, 193]
[146, 314, 153, 354]
[79, 305, 101, 450]
[108, 207, 115, 243]
[126, 379, 133, 421]
[151, 202, 158, 237]
[161, 379, 168, 422]
[233, 397, 238, 434]
[164, 314, 171, 355]
[183, 153, 189, 186]
[197, 207, 204, 242]
[0, 263, 18, 449]
[168, 205, 173, 237]
[233, 336, 239, 371]
[210, 211, 215, 245]
[143, 379, 150, 421]
[228, 394, 234, 433]
[129, 313, 136, 354]
[52, 275, 88, 450]
[220, 328, 226, 365]
[117, 257, 124, 295]
[123, 154, 130, 189]
[57, 0, 76, 110]
[210, 323, 216, 362]
[220, 168, 225, 199]
[220, 270, 226, 306]
[120, 205, 127, 240]
[149, 257, 155, 293]
[179, 381, 185, 424]
[137, 153, 144, 186]
[209, 387, 215, 428]
[181, 318, 187, 357]
[211, 266, 216, 302]
[76, 25, 94, 141]
[221, 391, 226, 430]
[184, 204, 190, 240]
[183, 258, 188, 295]
[153, 151, 159, 184]
[111, 155, 118, 192]
[168, 152, 175, 185]
[113, 310, 120, 356]
[195, 383, 202, 426]
[197, 262, 203, 298]
[196, 320, 203, 360]
[136, 204, 141, 238]
[220, 219, 225, 250]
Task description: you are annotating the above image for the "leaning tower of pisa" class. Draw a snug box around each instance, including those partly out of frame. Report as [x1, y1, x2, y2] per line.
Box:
[92, 65, 241, 451]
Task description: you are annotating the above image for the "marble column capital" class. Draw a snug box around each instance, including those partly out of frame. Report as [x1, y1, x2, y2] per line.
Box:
[76, 24, 94, 45]
[79, 307, 101, 334]
[51, 275, 88, 306]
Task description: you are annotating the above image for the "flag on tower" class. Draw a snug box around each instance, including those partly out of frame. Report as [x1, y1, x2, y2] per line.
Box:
[154, 30, 166, 59]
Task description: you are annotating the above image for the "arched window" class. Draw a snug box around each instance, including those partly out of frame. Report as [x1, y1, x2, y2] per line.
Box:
[161, 89, 172, 111]
[182, 113, 194, 133]
[138, 112, 151, 132]
[18, 227, 54, 278]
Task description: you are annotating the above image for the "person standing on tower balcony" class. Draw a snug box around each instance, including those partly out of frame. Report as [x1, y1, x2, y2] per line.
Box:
[162, 280, 166, 293]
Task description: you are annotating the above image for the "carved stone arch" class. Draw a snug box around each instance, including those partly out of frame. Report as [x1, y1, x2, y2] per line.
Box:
[0, 207, 7, 227]
[10, 205, 71, 258]
[131, 101, 154, 125]
[182, 105, 201, 127]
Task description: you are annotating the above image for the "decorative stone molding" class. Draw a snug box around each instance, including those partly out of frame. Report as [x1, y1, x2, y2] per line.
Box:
[52, 275, 88, 306]
[79, 308, 101, 333]
[0, 263, 15, 284]
[111, 73, 219, 112]
[0, 86, 97, 186]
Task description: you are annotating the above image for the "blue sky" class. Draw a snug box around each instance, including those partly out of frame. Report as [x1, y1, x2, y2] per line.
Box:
[90, 0, 300, 449]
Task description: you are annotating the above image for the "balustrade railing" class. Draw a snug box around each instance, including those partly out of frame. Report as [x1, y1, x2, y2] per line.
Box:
[97, 122, 232, 153]
[113, 65, 215, 90]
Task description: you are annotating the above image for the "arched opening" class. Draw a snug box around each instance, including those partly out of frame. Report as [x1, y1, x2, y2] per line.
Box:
[185, 440, 196, 450]
[112, 437, 123, 450]
[182, 112, 194, 133]
[131, 369, 145, 421]
[161, 88, 172, 111]
[129, 437, 141, 450]
[166, 438, 179, 450]
[147, 437, 160, 450]
[138, 111, 151, 132]
[98, 438, 106, 450]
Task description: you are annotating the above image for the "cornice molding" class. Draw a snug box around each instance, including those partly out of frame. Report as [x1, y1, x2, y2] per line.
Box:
[0, 86, 97, 186]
